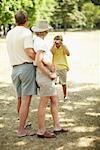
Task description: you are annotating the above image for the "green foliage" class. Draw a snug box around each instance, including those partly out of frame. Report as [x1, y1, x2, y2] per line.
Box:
[82, 2, 100, 29]
[0, 0, 36, 27]
[0, 0, 14, 25]
[91, 0, 100, 5]
[0, 0, 99, 31]
[34, 0, 56, 23]
[51, 0, 86, 29]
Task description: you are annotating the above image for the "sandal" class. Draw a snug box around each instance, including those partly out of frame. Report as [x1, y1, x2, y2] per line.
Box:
[37, 131, 56, 138]
[53, 128, 69, 134]
[17, 130, 36, 138]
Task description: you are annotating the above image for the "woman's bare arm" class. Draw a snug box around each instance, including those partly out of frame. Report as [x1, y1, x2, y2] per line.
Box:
[35, 51, 56, 79]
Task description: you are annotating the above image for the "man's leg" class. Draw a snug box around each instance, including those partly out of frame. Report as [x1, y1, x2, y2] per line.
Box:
[17, 95, 31, 135]
[17, 96, 31, 128]
[17, 97, 21, 114]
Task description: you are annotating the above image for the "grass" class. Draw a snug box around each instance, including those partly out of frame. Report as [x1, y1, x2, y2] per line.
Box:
[0, 31, 100, 150]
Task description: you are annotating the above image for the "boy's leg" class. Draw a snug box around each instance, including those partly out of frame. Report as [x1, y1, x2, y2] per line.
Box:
[58, 69, 68, 99]
[62, 84, 67, 98]
[62, 84, 69, 100]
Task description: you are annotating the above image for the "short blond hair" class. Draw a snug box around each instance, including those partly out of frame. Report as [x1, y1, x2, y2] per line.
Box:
[54, 35, 63, 41]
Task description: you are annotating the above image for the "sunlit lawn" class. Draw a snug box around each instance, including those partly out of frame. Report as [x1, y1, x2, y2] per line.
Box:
[0, 31, 100, 150]
[0, 30, 99, 84]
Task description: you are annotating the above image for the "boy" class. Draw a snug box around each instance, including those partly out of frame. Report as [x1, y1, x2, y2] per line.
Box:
[51, 35, 70, 100]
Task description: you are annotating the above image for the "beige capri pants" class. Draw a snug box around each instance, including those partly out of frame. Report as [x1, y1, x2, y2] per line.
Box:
[36, 69, 57, 96]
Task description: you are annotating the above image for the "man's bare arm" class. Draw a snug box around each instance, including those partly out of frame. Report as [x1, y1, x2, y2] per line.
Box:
[24, 48, 36, 60]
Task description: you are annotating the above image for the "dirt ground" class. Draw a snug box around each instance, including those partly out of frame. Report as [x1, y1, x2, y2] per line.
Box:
[0, 31, 100, 150]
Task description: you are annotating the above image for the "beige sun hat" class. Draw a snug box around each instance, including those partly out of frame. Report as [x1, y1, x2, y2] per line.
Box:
[32, 20, 52, 32]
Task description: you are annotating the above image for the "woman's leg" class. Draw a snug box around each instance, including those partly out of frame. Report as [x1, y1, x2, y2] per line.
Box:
[37, 96, 49, 134]
[50, 96, 69, 134]
[50, 96, 61, 130]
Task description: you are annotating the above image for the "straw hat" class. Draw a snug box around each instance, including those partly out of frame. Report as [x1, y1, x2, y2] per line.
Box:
[32, 20, 52, 32]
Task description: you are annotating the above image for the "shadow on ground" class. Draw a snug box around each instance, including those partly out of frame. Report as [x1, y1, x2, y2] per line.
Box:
[0, 81, 100, 150]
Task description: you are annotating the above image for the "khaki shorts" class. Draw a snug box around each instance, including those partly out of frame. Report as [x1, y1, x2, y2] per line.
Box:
[56, 69, 67, 85]
[36, 69, 57, 96]
[11, 64, 37, 96]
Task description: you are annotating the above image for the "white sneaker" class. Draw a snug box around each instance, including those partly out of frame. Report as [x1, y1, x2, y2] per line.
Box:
[64, 96, 69, 101]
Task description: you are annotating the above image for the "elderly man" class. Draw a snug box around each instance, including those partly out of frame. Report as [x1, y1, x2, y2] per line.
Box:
[6, 10, 36, 137]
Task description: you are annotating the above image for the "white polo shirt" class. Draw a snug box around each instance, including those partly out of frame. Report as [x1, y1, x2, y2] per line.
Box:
[33, 36, 52, 65]
[6, 26, 34, 66]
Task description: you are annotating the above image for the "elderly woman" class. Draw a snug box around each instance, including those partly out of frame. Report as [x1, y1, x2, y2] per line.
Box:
[33, 20, 68, 138]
